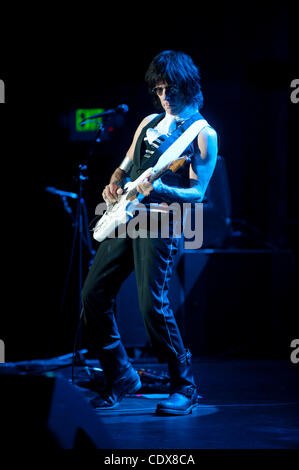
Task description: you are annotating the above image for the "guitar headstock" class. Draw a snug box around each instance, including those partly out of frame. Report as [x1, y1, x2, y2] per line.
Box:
[168, 155, 191, 173]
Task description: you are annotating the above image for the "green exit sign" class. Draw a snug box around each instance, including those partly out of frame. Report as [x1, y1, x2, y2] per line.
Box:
[75, 108, 104, 132]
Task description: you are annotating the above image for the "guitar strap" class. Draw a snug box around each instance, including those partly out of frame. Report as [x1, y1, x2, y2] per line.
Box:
[152, 115, 210, 172]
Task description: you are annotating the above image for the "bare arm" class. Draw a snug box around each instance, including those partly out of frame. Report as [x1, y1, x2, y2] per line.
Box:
[187, 126, 218, 201]
[102, 114, 158, 203]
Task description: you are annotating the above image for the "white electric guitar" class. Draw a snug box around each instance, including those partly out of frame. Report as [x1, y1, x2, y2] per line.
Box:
[92, 156, 189, 242]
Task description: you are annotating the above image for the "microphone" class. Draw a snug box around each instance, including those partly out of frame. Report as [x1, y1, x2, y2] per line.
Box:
[45, 187, 78, 199]
[80, 104, 129, 124]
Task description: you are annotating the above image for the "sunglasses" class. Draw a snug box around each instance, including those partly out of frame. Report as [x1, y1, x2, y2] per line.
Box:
[151, 85, 180, 96]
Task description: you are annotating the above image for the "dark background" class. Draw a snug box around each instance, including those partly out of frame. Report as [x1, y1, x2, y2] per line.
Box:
[1, 5, 298, 361]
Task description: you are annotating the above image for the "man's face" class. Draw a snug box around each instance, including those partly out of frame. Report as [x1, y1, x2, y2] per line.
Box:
[153, 82, 186, 115]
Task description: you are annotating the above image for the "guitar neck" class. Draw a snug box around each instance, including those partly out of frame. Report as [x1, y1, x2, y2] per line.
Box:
[148, 165, 168, 183]
[125, 163, 169, 201]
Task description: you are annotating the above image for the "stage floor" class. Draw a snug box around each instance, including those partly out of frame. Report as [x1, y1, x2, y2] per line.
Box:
[67, 357, 299, 449]
[1, 356, 299, 450]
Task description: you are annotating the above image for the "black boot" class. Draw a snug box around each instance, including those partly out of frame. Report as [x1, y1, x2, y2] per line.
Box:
[156, 350, 199, 415]
[91, 342, 141, 409]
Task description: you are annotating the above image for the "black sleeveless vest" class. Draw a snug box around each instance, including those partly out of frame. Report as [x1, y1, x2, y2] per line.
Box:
[129, 113, 198, 205]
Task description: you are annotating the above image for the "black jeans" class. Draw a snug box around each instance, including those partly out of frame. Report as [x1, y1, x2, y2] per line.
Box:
[81, 213, 189, 369]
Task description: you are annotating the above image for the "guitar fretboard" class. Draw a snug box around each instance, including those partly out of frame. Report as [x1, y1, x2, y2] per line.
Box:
[125, 164, 169, 201]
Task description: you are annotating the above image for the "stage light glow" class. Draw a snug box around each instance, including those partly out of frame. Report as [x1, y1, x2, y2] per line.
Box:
[75, 108, 104, 132]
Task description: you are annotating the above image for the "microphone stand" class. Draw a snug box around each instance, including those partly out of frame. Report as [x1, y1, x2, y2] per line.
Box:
[65, 121, 106, 381]
[61, 121, 105, 303]
[47, 118, 115, 381]
[59, 163, 95, 315]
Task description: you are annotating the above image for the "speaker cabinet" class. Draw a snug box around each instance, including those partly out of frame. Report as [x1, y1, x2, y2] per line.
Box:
[117, 249, 296, 358]
[178, 249, 297, 357]
[0, 372, 114, 449]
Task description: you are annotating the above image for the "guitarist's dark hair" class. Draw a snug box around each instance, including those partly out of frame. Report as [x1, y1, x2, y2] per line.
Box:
[145, 50, 204, 110]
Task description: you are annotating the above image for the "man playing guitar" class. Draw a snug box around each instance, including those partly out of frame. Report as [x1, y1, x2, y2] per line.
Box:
[82, 50, 218, 415]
